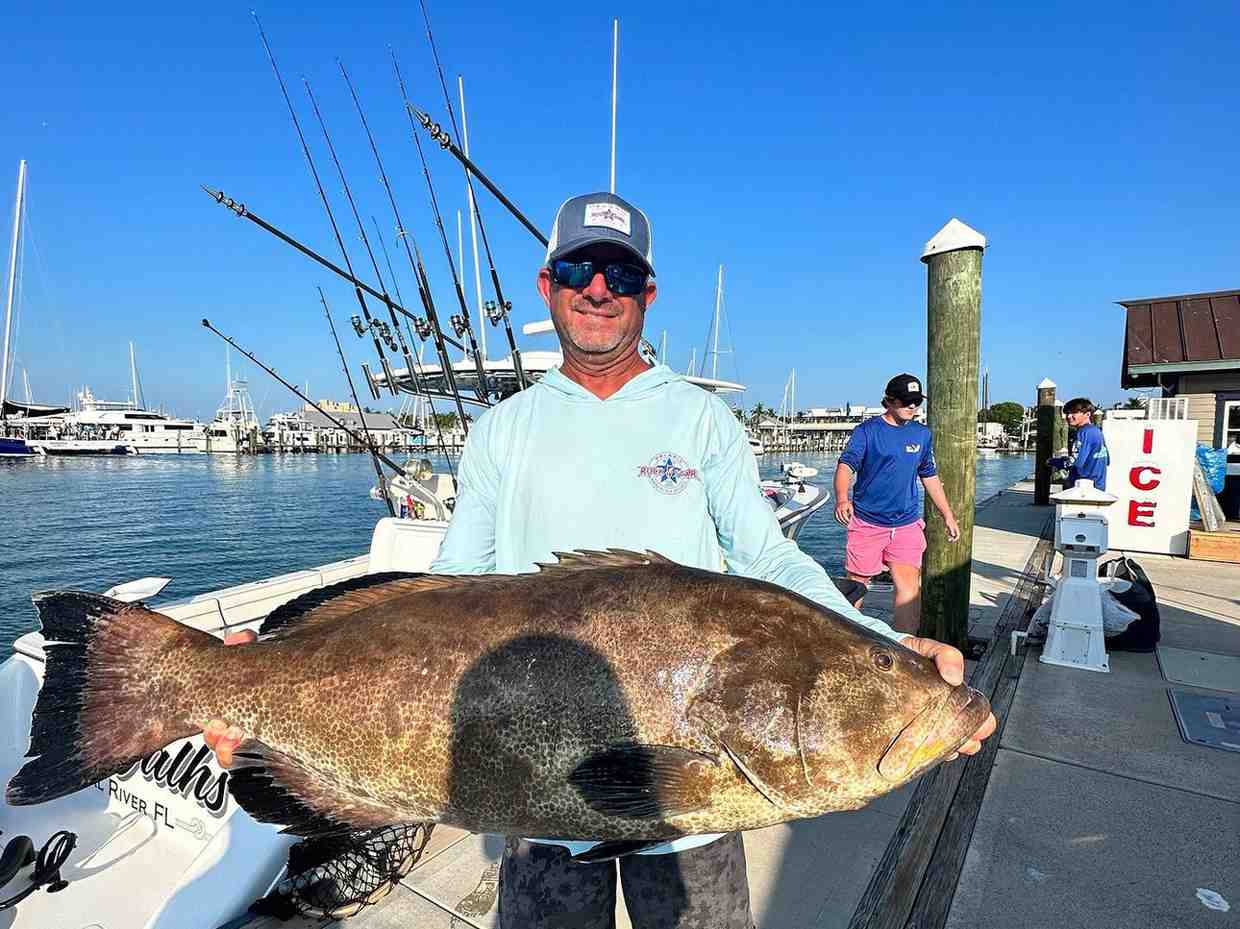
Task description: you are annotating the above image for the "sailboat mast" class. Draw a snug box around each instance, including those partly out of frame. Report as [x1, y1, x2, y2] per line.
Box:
[610, 18, 619, 193]
[1, 160, 28, 417]
[130, 342, 140, 409]
[711, 264, 724, 380]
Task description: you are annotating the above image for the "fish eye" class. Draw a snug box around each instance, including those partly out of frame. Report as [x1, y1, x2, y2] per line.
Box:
[871, 648, 894, 672]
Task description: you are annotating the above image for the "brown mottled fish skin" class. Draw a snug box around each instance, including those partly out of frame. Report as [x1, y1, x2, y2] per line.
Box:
[8, 552, 990, 842]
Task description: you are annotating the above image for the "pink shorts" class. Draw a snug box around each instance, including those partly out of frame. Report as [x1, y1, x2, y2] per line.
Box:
[845, 515, 926, 577]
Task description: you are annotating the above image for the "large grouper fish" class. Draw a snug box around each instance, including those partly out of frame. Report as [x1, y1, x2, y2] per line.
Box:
[8, 550, 989, 859]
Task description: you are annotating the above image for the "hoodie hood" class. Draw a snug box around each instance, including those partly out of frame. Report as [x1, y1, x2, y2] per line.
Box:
[539, 363, 684, 403]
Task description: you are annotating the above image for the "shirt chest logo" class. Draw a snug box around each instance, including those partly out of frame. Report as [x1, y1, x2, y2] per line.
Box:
[905, 443, 921, 454]
[638, 453, 700, 495]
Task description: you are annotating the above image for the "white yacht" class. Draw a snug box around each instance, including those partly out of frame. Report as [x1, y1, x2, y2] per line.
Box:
[53, 387, 203, 453]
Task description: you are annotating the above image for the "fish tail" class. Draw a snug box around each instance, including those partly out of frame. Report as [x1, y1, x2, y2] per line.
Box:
[6, 591, 217, 805]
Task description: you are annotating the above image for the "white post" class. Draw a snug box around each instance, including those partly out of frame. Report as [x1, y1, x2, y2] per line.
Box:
[459, 75, 487, 360]
[610, 18, 619, 193]
[1, 160, 27, 417]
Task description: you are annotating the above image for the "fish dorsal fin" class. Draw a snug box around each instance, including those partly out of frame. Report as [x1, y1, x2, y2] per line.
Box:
[535, 549, 675, 578]
[258, 572, 470, 640]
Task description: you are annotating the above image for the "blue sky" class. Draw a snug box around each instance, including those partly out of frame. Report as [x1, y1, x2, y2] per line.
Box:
[1, 2, 1236, 420]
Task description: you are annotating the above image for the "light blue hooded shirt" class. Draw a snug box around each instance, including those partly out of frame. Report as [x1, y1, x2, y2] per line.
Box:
[431, 363, 904, 856]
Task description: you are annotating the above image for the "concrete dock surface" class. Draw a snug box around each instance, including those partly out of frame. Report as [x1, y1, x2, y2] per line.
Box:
[244, 481, 1239, 929]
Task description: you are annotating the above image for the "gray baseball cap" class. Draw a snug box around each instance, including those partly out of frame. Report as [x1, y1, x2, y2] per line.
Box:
[545, 192, 655, 275]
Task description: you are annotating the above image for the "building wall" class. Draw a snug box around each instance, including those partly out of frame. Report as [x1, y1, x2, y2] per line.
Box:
[1174, 372, 1240, 446]
[1178, 372, 1240, 393]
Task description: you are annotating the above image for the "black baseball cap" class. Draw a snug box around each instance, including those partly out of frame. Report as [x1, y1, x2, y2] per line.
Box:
[884, 373, 926, 405]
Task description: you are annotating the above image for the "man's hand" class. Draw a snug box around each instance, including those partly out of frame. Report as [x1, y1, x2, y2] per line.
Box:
[202, 629, 257, 768]
[943, 514, 961, 543]
[902, 636, 996, 759]
[834, 500, 853, 527]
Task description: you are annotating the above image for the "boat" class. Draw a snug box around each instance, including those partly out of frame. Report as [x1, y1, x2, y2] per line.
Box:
[747, 431, 765, 455]
[0, 435, 42, 457]
[0, 479, 451, 929]
[28, 439, 135, 456]
[201, 358, 262, 453]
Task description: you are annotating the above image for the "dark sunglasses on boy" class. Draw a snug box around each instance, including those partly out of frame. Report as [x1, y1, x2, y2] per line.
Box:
[549, 258, 649, 297]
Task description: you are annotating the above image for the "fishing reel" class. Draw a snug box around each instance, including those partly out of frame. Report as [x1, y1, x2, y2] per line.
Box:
[350, 315, 366, 338]
[449, 315, 469, 341]
[411, 317, 432, 342]
[375, 321, 398, 352]
[484, 299, 512, 327]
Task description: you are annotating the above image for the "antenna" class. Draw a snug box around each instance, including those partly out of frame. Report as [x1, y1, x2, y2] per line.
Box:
[610, 18, 619, 193]
[458, 75, 487, 361]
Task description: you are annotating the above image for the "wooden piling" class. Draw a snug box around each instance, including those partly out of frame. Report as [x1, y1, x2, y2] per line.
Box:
[920, 219, 986, 647]
[1033, 379, 1057, 505]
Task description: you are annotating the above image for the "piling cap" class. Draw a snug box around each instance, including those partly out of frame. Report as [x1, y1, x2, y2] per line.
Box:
[1050, 479, 1117, 507]
[921, 218, 987, 262]
[1037, 378, 1057, 389]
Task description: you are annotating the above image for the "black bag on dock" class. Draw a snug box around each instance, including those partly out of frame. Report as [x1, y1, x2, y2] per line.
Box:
[1100, 556, 1161, 653]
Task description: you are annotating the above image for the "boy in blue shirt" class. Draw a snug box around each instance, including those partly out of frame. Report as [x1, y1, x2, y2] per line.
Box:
[1049, 397, 1109, 490]
[834, 374, 961, 634]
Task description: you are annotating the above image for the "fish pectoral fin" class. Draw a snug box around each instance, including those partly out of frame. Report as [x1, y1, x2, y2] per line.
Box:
[567, 744, 719, 819]
[570, 840, 668, 863]
[229, 739, 397, 837]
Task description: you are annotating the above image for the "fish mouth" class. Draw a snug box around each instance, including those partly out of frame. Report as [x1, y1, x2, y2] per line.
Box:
[877, 684, 991, 782]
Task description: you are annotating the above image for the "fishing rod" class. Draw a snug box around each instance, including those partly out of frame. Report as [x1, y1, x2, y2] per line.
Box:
[253, 13, 399, 398]
[370, 213, 461, 473]
[409, 108, 547, 247]
[201, 318, 409, 476]
[371, 215, 412, 342]
[415, 2, 528, 391]
[200, 186, 465, 355]
[320, 287, 395, 517]
[390, 52, 491, 404]
[302, 77, 424, 405]
[336, 60, 475, 427]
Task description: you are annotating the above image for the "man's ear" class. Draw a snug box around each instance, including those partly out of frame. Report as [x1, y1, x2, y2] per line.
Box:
[537, 267, 553, 308]
[642, 279, 658, 311]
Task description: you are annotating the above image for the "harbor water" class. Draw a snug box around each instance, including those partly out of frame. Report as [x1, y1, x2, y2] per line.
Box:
[0, 451, 1034, 651]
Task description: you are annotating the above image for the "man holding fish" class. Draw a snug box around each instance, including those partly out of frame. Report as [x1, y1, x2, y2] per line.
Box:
[191, 192, 996, 928]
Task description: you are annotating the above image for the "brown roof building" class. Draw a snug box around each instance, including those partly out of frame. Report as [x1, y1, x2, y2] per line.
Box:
[1119, 289, 1240, 451]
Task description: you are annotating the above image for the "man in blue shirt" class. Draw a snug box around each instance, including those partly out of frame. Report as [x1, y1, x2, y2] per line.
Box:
[833, 375, 961, 635]
[1049, 397, 1109, 490]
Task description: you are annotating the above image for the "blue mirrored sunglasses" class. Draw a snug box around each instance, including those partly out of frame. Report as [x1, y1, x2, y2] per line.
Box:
[550, 258, 648, 296]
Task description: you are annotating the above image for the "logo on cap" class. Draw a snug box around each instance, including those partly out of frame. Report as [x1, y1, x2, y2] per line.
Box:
[584, 202, 631, 235]
[907, 381, 920, 393]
